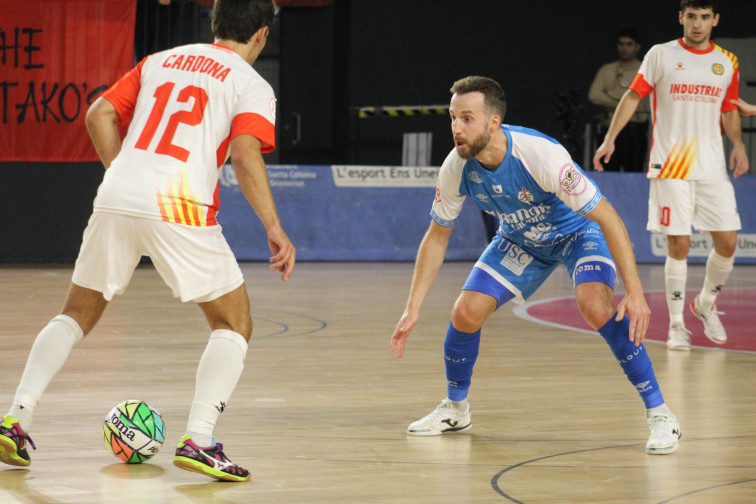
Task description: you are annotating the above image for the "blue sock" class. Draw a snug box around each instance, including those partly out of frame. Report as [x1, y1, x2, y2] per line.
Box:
[598, 315, 664, 408]
[444, 322, 480, 401]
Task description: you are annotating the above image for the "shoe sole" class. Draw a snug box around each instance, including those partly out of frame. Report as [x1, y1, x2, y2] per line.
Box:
[666, 343, 690, 351]
[689, 301, 727, 344]
[645, 443, 679, 455]
[0, 436, 30, 467]
[173, 456, 251, 482]
[407, 422, 472, 436]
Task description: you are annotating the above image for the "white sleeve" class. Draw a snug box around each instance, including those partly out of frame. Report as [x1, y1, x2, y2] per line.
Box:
[523, 141, 601, 216]
[430, 150, 466, 227]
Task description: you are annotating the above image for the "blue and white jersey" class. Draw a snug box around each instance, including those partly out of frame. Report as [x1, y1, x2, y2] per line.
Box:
[431, 125, 602, 250]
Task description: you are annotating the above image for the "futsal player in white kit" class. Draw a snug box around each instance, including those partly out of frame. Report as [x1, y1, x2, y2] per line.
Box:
[391, 76, 681, 454]
[0, 0, 293, 482]
[594, 0, 748, 350]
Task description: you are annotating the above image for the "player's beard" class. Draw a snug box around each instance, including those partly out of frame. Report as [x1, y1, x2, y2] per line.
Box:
[456, 129, 491, 160]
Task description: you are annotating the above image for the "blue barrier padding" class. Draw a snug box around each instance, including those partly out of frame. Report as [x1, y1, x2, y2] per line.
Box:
[217, 165, 755, 264]
[217, 165, 487, 261]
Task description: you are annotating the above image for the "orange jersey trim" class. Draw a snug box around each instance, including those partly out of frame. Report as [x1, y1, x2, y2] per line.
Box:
[156, 165, 211, 226]
[231, 112, 275, 153]
[630, 74, 653, 99]
[714, 44, 739, 112]
[103, 57, 147, 124]
[659, 139, 698, 180]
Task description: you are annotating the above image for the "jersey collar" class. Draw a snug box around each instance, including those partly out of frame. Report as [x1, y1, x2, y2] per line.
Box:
[677, 38, 715, 55]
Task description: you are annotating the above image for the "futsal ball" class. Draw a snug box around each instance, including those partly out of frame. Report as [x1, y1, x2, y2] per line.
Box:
[103, 400, 166, 464]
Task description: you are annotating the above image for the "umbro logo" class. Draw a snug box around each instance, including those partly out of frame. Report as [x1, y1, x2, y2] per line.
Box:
[441, 419, 458, 428]
[634, 381, 652, 393]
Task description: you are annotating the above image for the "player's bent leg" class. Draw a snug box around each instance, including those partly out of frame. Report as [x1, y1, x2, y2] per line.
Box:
[408, 291, 496, 437]
[197, 284, 252, 340]
[576, 283, 681, 454]
[60, 282, 109, 336]
[690, 233, 736, 345]
[177, 286, 251, 479]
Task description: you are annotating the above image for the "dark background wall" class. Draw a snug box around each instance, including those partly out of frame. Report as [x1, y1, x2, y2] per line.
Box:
[277, 0, 756, 165]
[3, 0, 755, 262]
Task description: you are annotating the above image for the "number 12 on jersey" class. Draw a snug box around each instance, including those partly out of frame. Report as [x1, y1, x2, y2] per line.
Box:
[134, 82, 208, 163]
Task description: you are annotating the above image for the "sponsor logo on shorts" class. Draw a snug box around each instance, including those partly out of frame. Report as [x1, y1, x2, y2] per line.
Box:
[498, 241, 533, 276]
[583, 241, 598, 251]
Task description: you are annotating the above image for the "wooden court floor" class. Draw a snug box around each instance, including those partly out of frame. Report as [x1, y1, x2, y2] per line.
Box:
[0, 261, 754, 503]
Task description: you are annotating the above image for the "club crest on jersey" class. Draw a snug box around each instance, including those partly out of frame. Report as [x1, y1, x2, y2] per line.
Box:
[517, 187, 534, 204]
[468, 171, 483, 184]
[711, 63, 724, 76]
[492, 184, 503, 194]
[559, 163, 587, 197]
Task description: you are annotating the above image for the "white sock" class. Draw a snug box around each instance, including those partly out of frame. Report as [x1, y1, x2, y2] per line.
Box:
[665, 256, 688, 327]
[647, 403, 673, 418]
[450, 399, 469, 411]
[185, 329, 248, 447]
[699, 250, 734, 313]
[8, 315, 83, 432]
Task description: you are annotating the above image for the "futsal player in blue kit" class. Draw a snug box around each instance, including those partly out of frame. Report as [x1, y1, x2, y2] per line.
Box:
[390, 76, 681, 454]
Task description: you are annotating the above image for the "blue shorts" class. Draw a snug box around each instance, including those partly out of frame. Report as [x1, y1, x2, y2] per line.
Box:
[463, 222, 617, 306]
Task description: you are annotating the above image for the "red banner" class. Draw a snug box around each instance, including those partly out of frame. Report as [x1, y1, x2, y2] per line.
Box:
[0, 0, 135, 161]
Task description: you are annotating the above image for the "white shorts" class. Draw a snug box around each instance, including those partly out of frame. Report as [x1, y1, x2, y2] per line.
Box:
[72, 212, 244, 302]
[647, 178, 741, 235]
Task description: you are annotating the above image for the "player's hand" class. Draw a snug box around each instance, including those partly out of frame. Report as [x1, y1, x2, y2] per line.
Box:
[616, 291, 650, 346]
[731, 97, 756, 117]
[592, 140, 615, 172]
[729, 143, 749, 178]
[391, 309, 418, 358]
[267, 225, 296, 281]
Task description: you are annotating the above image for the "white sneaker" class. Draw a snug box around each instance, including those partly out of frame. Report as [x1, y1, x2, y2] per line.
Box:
[690, 295, 727, 344]
[645, 414, 681, 454]
[666, 325, 691, 351]
[407, 399, 472, 436]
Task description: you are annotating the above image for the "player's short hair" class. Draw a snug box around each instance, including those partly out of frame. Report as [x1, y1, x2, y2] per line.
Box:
[680, 0, 718, 14]
[212, 0, 275, 43]
[617, 27, 640, 44]
[450, 76, 507, 120]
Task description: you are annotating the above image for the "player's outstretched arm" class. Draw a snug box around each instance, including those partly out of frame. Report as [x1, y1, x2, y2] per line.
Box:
[585, 199, 650, 346]
[230, 134, 296, 280]
[86, 97, 122, 169]
[731, 97, 756, 117]
[391, 221, 453, 358]
[593, 90, 642, 171]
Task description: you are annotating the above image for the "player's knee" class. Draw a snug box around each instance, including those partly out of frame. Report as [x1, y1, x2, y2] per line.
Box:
[576, 292, 615, 330]
[451, 303, 485, 333]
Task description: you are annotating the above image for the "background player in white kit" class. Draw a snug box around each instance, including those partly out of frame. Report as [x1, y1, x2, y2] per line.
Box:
[391, 76, 681, 455]
[0, 0, 293, 482]
[594, 0, 748, 351]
